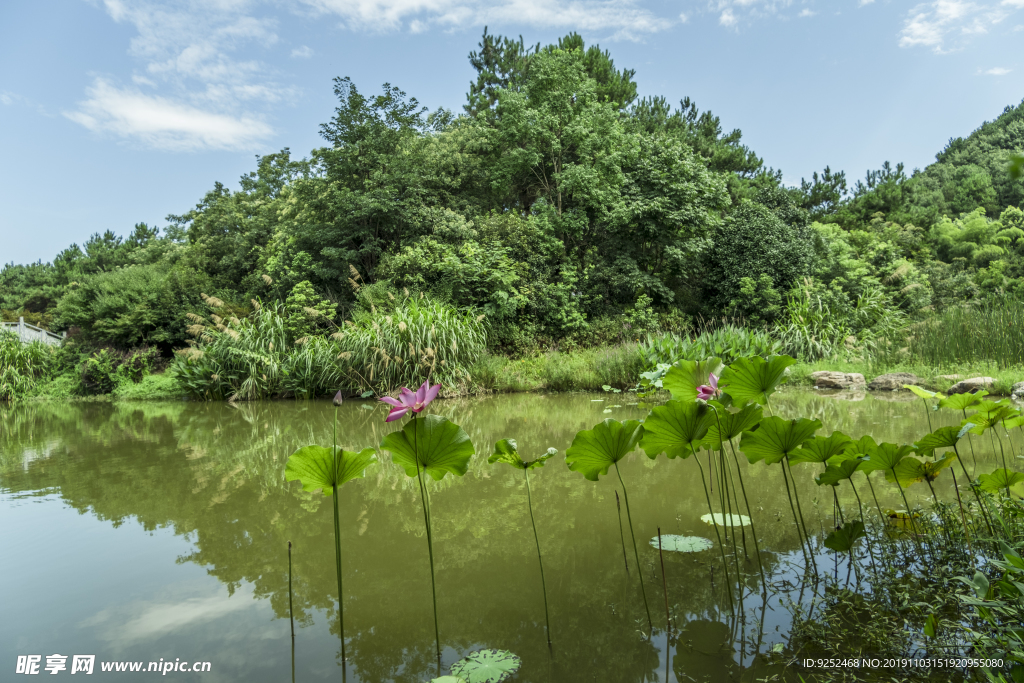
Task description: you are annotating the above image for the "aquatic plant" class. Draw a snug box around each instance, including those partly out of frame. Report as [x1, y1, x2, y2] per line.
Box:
[565, 418, 653, 630]
[379, 381, 474, 669]
[285, 391, 377, 662]
[488, 439, 556, 644]
[0, 332, 54, 401]
[448, 649, 521, 683]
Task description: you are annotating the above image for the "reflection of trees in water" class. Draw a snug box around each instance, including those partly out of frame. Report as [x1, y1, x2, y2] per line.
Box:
[0, 392, 999, 681]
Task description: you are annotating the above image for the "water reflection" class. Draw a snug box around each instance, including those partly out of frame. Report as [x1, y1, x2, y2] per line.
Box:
[0, 391, 1018, 682]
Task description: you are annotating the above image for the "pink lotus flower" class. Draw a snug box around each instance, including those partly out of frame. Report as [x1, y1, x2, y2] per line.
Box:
[380, 380, 441, 422]
[696, 373, 719, 401]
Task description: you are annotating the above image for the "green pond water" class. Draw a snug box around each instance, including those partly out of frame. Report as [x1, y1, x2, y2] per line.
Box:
[1, 390, 1019, 682]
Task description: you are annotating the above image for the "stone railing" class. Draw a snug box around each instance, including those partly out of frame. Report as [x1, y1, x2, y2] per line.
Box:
[1, 317, 65, 346]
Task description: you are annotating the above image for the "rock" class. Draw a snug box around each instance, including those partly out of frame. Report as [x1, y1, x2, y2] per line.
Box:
[1010, 381, 1024, 400]
[867, 373, 922, 392]
[811, 371, 866, 390]
[948, 377, 996, 395]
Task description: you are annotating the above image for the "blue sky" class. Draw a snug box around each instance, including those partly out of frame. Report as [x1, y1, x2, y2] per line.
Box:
[2, 0, 1023, 265]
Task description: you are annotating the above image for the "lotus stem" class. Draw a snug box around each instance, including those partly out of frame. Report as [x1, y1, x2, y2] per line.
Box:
[615, 491, 630, 575]
[725, 438, 768, 589]
[949, 469, 973, 552]
[690, 444, 734, 612]
[524, 469, 552, 645]
[288, 540, 295, 683]
[720, 452, 744, 593]
[783, 457, 814, 558]
[657, 528, 671, 633]
[331, 408, 347, 663]
[963, 409, 979, 475]
[412, 417, 442, 671]
[613, 461, 653, 631]
[724, 450, 749, 560]
[952, 444, 994, 536]
[922, 398, 933, 432]
[779, 458, 811, 568]
[890, 468, 923, 543]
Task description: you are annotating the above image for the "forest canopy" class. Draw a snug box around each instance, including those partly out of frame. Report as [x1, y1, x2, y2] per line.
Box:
[3, 29, 1024, 359]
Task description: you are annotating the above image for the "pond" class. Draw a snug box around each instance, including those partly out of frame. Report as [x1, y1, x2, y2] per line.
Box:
[0, 390, 1017, 682]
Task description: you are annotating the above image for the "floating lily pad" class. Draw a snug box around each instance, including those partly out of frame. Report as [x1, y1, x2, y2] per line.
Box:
[591, 399, 605, 402]
[430, 678, 466, 683]
[649, 535, 713, 553]
[602, 409, 613, 413]
[700, 513, 751, 527]
[449, 649, 521, 683]
[360, 404, 374, 410]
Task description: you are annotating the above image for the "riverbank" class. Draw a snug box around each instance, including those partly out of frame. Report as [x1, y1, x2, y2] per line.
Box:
[15, 347, 1024, 403]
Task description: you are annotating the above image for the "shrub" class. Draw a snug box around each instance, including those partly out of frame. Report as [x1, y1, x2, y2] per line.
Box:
[79, 347, 160, 395]
[0, 332, 54, 401]
[334, 296, 486, 395]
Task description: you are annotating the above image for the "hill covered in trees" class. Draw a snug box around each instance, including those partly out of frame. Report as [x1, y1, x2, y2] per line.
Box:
[2, 29, 1023, 363]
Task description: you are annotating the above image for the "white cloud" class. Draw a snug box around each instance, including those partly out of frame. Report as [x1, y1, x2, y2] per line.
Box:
[299, 0, 673, 38]
[65, 78, 273, 151]
[290, 45, 313, 58]
[859, 0, 875, 5]
[67, 1, 288, 150]
[679, 11, 689, 21]
[720, 8, 737, 25]
[899, 0, 1022, 51]
[984, 66, 1011, 74]
[798, 8, 815, 16]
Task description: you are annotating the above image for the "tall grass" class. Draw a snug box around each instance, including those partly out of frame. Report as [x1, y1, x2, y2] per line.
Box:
[897, 298, 1024, 368]
[334, 297, 486, 395]
[173, 295, 486, 400]
[0, 332, 54, 401]
[172, 301, 297, 401]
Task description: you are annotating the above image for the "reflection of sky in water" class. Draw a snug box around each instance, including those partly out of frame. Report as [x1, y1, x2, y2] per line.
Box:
[0, 392, 1019, 681]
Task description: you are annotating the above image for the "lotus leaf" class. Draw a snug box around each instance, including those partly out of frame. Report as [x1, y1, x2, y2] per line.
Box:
[790, 431, 852, 465]
[977, 468, 1024, 494]
[904, 385, 944, 400]
[816, 458, 863, 487]
[662, 358, 723, 401]
[823, 520, 866, 553]
[860, 442, 915, 473]
[449, 649, 521, 683]
[380, 414, 475, 481]
[639, 400, 712, 460]
[700, 513, 751, 527]
[701, 402, 763, 451]
[285, 446, 377, 495]
[885, 454, 955, 486]
[565, 418, 644, 481]
[430, 678, 466, 683]
[650, 535, 713, 553]
[938, 392, 987, 411]
[718, 355, 796, 406]
[739, 416, 821, 465]
[913, 426, 962, 457]
[488, 439, 556, 471]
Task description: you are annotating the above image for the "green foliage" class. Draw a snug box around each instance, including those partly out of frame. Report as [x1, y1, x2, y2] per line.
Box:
[285, 446, 377, 495]
[701, 402, 763, 451]
[79, 347, 159, 395]
[650, 534, 713, 553]
[718, 354, 796, 406]
[283, 281, 336, 341]
[335, 296, 486, 395]
[565, 418, 644, 481]
[789, 432, 852, 466]
[0, 332, 55, 401]
[639, 400, 713, 460]
[823, 521, 866, 553]
[726, 274, 783, 326]
[448, 649, 521, 683]
[661, 358, 722, 402]
[488, 438, 556, 470]
[978, 468, 1024, 494]
[739, 416, 821, 465]
[380, 414, 475, 481]
[639, 325, 780, 369]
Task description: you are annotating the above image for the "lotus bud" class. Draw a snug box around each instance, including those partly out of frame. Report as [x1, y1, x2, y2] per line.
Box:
[333, 390, 344, 407]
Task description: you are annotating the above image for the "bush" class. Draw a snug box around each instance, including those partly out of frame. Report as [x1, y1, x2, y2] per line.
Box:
[79, 347, 160, 395]
[335, 296, 486, 395]
[0, 332, 54, 401]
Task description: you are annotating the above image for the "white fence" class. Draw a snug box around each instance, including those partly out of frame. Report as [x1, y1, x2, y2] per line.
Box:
[1, 317, 65, 346]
